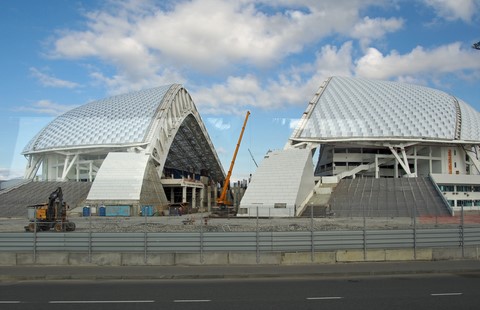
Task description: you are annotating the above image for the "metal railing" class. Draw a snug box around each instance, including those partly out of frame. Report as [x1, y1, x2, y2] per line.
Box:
[1, 227, 480, 254]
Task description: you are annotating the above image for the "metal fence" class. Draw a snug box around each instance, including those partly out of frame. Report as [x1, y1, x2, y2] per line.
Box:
[2, 206, 480, 264]
[1, 227, 480, 254]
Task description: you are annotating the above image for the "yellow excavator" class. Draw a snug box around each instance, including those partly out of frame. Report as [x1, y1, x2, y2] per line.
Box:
[211, 111, 250, 217]
[25, 187, 76, 232]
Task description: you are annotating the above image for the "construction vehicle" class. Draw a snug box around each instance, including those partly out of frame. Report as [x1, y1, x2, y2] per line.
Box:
[25, 187, 76, 232]
[211, 111, 250, 217]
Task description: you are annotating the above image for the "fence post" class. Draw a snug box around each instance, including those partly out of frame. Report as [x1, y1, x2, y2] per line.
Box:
[200, 213, 204, 264]
[33, 214, 37, 263]
[88, 208, 92, 263]
[310, 204, 314, 262]
[144, 210, 147, 264]
[363, 201, 366, 261]
[461, 204, 465, 258]
[413, 202, 417, 260]
[256, 206, 259, 264]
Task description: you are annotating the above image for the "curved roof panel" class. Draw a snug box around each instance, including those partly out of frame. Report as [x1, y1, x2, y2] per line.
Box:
[23, 85, 173, 153]
[458, 99, 480, 141]
[297, 77, 470, 141]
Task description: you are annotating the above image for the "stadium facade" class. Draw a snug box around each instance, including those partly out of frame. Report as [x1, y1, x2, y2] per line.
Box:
[239, 76, 480, 217]
[21, 84, 225, 215]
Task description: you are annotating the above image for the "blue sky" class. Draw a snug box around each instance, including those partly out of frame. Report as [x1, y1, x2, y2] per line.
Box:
[1, 0, 479, 182]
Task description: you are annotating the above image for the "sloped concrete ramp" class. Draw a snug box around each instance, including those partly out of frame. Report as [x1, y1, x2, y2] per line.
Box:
[0, 181, 92, 218]
[328, 177, 451, 217]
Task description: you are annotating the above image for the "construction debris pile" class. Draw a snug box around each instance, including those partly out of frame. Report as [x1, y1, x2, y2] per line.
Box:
[0, 214, 459, 233]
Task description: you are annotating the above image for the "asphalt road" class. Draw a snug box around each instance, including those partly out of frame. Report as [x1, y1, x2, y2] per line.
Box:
[1, 273, 479, 310]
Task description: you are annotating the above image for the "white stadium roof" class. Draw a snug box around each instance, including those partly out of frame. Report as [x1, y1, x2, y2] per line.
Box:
[291, 76, 480, 144]
[23, 85, 172, 153]
[22, 84, 226, 181]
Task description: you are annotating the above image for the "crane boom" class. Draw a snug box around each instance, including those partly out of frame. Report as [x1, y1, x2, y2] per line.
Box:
[217, 111, 250, 205]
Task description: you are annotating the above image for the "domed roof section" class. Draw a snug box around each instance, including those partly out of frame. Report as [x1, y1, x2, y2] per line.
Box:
[296, 76, 480, 142]
[23, 85, 174, 153]
[458, 99, 480, 141]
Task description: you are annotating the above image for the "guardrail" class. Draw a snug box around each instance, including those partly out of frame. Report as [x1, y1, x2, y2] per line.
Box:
[1, 227, 480, 253]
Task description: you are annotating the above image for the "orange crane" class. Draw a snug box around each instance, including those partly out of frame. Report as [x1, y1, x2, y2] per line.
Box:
[214, 111, 250, 216]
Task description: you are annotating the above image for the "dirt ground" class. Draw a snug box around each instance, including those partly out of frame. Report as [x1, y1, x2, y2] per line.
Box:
[1, 211, 473, 233]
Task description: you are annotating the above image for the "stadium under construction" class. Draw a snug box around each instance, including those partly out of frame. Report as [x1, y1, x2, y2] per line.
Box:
[2, 76, 480, 219]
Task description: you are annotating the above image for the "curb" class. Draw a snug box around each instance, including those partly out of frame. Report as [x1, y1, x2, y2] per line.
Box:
[1, 261, 479, 282]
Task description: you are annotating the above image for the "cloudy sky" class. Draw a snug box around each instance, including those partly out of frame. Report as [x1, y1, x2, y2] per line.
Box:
[1, 0, 479, 181]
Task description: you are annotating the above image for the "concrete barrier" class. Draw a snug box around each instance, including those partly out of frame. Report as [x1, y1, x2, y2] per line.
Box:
[200, 252, 229, 265]
[228, 252, 282, 265]
[282, 252, 336, 264]
[144, 253, 175, 266]
[36, 253, 69, 265]
[91, 253, 122, 266]
[385, 249, 415, 261]
[175, 253, 229, 265]
[69, 253, 97, 266]
[365, 249, 386, 262]
[1, 246, 479, 266]
[122, 253, 175, 266]
[0, 253, 16, 265]
[16, 253, 35, 265]
[336, 250, 365, 262]
[229, 253, 260, 265]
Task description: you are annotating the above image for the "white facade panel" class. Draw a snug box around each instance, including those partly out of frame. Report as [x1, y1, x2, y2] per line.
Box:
[239, 149, 315, 217]
[86, 152, 149, 201]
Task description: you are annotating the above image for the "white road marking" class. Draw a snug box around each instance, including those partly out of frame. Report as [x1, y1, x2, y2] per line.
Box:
[307, 297, 344, 300]
[49, 300, 155, 304]
[0, 301, 21, 304]
[431, 293, 463, 296]
[174, 299, 211, 303]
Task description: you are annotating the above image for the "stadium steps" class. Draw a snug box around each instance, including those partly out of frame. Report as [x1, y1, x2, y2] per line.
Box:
[300, 183, 336, 217]
[0, 181, 92, 218]
[326, 177, 451, 217]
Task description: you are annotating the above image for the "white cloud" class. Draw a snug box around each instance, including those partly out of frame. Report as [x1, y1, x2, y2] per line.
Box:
[42, 0, 480, 116]
[89, 68, 185, 96]
[207, 118, 231, 131]
[0, 167, 24, 181]
[48, 0, 378, 95]
[311, 42, 355, 78]
[15, 100, 78, 116]
[0, 167, 11, 181]
[351, 16, 404, 48]
[215, 146, 227, 155]
[424, 0, 479, 22]
[192, 73, 312, 114]
[193, 41, 355, 114]
[30, 67, 80, 88]
[289, 118, 301, 130]
[135, 0, 363, 70]
[355, 42, 480, 80]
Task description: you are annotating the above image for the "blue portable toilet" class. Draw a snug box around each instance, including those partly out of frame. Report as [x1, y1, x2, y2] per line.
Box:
[82, 206, 91, 217]
[98, 205, 106, 216]
[141, 205, 153, 216]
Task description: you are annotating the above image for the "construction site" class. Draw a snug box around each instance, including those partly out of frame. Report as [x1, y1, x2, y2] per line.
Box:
[2, 76, 480, 233]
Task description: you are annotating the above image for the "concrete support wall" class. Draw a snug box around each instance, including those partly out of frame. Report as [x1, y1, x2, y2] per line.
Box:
[4, 246, 478, 266]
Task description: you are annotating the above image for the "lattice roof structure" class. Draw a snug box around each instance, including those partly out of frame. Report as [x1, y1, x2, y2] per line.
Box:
[290, 76, 480, 145]
[22, 84, 225, 182]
